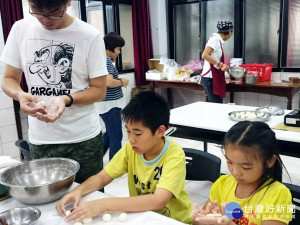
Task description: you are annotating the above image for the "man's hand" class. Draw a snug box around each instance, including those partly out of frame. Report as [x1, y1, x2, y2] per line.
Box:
[19, 92, 46, 117]
[35, 96, 65, 123]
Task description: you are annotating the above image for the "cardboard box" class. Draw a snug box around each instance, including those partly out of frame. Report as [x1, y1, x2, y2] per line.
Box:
[148, 59, 164, 72]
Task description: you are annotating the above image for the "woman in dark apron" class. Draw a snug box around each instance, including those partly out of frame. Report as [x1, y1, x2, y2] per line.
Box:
[200, 21, 233, 103]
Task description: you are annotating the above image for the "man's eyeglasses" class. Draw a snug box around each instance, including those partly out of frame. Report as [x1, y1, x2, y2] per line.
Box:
[29, 4, 66, 20]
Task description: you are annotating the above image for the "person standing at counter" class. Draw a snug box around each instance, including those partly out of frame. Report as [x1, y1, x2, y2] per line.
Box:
[96, 32, 129, 160]
[0, 0, 108, 183]
[56, 91, 194, 225]
[200, 21, 233, 103]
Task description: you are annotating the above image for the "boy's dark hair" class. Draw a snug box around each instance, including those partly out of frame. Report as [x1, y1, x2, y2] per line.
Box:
[29, 0, 68, 11]
[104, 32, 125, 52]
[122, 91, 170, 135]
[223, 121, 289, 193]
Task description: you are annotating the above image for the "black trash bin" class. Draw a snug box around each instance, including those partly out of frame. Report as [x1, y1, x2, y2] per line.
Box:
[15, 139, 31, 161]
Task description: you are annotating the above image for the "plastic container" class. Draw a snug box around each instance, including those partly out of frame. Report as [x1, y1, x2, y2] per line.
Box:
[15, 140, 32, 161]
[230, 58, 243, 67]
[239, 63, 273, 82]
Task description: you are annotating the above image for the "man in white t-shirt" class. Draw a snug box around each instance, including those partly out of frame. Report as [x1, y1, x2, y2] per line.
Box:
[0, 0, 108, 183]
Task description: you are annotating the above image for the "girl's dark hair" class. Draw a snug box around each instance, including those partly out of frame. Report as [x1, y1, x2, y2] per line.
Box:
[29, 0, 68, 11]
[122, 91, 170, 135]
[104, 32, 125, 52]
[224, 121, 289, 192]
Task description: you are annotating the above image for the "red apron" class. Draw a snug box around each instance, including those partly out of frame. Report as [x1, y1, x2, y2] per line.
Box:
[200, 41, 226, 98]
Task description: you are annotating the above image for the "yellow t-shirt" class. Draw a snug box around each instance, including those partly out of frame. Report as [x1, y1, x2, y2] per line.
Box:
[105, 137, 193, 224]
[210, 175, 293, 225]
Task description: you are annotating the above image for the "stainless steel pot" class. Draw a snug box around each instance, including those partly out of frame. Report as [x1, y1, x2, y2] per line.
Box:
[0, 158, 80, 205]
[228, 66, 248, 79]
[245, 74, 257, 84]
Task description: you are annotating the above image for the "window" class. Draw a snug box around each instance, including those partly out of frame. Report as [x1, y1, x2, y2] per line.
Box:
[119, 4, 134, 69]
[286, 0, 300, 68]
[86, 1, 104, 34]
[244, 0, 280, 67]
[85, 1, 134, 72]
[174, 3, 200, 65]
[168, 1, 200, 66]
[168, 0, 234, 66]
[167, 0, 300, 71]
[202, 0, 234, 66]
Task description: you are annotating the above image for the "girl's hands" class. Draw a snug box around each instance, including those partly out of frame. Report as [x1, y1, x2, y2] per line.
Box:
[192, 201, 235, 225]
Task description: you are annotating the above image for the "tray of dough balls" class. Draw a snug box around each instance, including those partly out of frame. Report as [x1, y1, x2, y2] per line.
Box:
[228, 110, 271, 122]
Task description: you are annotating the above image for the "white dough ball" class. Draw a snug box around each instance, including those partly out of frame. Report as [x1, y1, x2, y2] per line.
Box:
[118, 212, 128, 222]
[65, 210, 71, 216]
[206, 213, 222, 217]
[36, 100, 46, 108]
[256, 113, 263, 118]
[74, 222, 83, 225]
[102, 213, 112, 222]
[82, 217, 93, 224]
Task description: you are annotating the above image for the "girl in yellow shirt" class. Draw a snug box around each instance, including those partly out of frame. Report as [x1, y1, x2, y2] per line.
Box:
[192, 121, 293, 225]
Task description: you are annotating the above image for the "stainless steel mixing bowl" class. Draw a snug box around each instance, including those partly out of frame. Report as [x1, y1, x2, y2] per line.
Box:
[228, 66, 248, 79]
[0, 158, 80, 205]
[0, 207, 41, 225]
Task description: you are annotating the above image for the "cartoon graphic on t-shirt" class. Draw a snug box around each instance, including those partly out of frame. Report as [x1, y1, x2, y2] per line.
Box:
[52, 43, 73, 88]
[26, 39, 74, 96]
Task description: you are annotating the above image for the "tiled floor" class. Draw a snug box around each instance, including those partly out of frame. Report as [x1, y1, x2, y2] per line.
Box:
[103, 130, 300, 207]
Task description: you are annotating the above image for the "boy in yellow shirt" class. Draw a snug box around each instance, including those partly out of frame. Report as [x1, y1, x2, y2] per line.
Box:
[56, 91, 193, 224]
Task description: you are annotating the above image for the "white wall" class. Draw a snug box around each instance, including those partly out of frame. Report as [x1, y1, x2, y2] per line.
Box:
[0, 12, 21, 158]
[0, 11, 4, 73]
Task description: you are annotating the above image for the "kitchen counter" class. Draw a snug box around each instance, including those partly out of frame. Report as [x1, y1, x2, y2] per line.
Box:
[0, 183, 187, 225]
[147, 79, 300, 109]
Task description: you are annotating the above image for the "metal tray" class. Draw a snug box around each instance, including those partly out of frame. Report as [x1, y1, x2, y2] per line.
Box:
[228, 110, 271, 122]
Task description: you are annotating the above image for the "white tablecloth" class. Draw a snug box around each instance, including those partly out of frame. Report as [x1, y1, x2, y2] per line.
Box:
[170, 102, 300, 143]
[0, 183, 187, 225]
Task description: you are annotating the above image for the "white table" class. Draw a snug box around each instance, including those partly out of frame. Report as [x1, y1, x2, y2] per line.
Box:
[0, 184, 186, 225]
[170, 102, 300, 157]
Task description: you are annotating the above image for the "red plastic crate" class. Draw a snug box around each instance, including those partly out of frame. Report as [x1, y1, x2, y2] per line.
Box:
[239, 63, 273, 82]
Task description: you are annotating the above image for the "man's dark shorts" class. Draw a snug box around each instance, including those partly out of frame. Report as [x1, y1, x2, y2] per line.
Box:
[29, 132, 103, 184]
